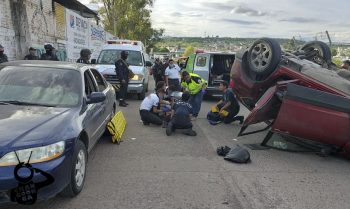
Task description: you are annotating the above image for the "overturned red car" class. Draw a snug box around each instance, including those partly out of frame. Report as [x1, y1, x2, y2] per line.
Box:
[230, 38, 350, 156]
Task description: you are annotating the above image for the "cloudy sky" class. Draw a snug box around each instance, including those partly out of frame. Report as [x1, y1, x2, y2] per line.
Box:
[80, 0, 350, 42]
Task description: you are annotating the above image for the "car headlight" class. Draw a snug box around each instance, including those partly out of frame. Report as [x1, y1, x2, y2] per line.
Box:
[0, 141, 65, 167]
[131, 74, 144, 81]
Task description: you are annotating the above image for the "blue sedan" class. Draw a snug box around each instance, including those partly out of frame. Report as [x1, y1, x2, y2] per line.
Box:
[0, 61, 117, 203]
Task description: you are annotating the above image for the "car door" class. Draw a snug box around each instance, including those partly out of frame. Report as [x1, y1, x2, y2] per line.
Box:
[83, 70, 106, 148]
[90, 68, 114, 122]
[193, 54, 210, 82]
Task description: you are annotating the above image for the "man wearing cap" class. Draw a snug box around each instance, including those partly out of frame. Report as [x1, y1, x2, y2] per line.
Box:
[41, 44, 59, 61]
[77, 49, 92, 64]
[24, 47, 39, 60]
[0, 44, 8, 64]
[115, 51, 131, 107]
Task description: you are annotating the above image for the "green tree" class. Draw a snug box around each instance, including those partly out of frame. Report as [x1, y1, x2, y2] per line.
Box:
[331, 48, 338, 56]
[92, 0, 164, 52]
[183, 45, 195, 57]
[157, 47, 170, 53]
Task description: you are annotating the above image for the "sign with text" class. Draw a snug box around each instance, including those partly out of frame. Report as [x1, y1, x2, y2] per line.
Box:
[65, 9, 89, 61]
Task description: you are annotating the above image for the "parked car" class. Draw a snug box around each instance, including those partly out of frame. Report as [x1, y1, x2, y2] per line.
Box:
[184, 52, 235, 97]
[92, 40, 152, 100]
[231, 38, 350, 156]
[0, 61, 117, 203]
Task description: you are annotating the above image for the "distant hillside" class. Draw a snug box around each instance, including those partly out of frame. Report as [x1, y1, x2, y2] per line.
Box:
[155, 36, 305, 52]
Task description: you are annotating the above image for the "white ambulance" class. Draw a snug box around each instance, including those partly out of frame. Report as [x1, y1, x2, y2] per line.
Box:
[92, 40, 152, 100]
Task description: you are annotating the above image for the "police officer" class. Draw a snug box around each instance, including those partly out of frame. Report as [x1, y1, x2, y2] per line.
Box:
[0, 44, 8, 64]
[181, 71, 207, 119]
[115, 51, 130, 107]
[41, 44, 59, 61]
[77, 49, 92, 64]
[24, 47, 39, 60]
[152, 58, 164, 87]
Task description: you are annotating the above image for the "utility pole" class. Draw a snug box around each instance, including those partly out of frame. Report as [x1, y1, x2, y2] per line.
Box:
[326, 30, 332, 47]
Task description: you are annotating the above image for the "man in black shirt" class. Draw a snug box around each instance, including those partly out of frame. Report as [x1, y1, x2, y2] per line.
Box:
[152, 58, 164, 87]
[166, 92, 197, 136]
[24, 47, 39, 60]
[40, 44, 59, 61]
[215, 81, 244, 124]
[115, 51, 130, 107]
[0, 44, 8, 64]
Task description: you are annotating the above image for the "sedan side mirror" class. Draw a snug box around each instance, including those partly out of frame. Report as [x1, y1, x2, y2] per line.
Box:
[91, 59, 97, 64]
[145, 61, 152, 67]
[87, 92, 106, 104]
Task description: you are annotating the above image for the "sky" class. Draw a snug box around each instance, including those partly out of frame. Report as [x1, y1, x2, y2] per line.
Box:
[79, 0, 350, 42]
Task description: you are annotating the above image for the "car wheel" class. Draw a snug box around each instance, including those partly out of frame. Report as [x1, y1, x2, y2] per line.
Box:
[145, 82, 149, 92]
[301, 41, 331, 65]
[247, 38, 281, 76]
[60, 140, 87, 197]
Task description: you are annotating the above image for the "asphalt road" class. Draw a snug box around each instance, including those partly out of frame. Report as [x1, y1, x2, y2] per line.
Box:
[6, 79, 350, 209]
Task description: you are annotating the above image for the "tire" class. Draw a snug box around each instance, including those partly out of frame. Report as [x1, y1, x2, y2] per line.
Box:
[301, 41, 331, 64]
[247, 38, 281, 76]
[60, 140, 87, 197]
[145, 82, 149, 92]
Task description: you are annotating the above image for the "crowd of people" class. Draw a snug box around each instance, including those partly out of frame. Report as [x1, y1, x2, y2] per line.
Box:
[136, 56, 245, 137]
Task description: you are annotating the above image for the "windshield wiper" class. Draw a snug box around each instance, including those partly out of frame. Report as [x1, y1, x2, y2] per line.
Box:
[0, 101, 57, 107]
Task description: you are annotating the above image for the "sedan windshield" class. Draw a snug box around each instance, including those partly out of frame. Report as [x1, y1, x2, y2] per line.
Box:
[97, 50, 143, 66]
[0, 66, 82, 107]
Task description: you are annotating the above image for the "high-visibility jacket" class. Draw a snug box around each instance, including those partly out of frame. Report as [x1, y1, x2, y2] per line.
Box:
[181, 73, 207, 95]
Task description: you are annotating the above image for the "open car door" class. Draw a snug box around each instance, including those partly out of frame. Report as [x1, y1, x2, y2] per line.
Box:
[238, 85, 282, 136]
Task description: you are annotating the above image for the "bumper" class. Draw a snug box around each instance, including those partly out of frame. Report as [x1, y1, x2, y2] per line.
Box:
[206, 86, 222, 97]
[0, 151, 73, 204]
[109, 81, 145, 94]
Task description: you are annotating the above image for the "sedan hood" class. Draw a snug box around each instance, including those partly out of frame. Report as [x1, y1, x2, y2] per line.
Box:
[96, 64, 144, 75]
[0, 105, 74, 153]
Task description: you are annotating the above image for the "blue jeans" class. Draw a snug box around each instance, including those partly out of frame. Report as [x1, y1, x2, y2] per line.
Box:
[188, 91, 204, 117]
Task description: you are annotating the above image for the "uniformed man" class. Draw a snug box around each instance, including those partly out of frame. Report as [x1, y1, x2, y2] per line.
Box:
[166, 92, 197, 136]
[40, 44, 59, 61]
[115, 51, 131, 107]
[24, 47, 39, 60]
[164, 59, 181, 95]
[181, 71, 207, 119]
[0, 44, 8, 64]
[77, 49, 92, 64]
[152, 58, 164, 87]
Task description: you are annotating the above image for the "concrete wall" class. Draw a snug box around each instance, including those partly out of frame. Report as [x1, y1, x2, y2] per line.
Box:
[0, 0, 115, 61]
[0, 0, 17, 60]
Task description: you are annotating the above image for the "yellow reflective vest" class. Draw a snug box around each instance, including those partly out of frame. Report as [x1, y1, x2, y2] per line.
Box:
[181, 73, 207, 95]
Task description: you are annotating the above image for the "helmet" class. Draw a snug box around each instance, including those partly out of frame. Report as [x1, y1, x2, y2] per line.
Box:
[121, 51, 129, 56]
[80, 49, 92, 58]
[44, 43, 54, 50]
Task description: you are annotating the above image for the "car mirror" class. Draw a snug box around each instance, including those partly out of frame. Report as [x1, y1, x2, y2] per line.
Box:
[145, 61, 152, 67]
[87, 92, 106, 104]
[91, 59, 97, 64]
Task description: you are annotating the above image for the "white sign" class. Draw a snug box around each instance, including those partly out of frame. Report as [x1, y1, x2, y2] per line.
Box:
[89, 24, 106, 59]
[65, 9, 90, 61]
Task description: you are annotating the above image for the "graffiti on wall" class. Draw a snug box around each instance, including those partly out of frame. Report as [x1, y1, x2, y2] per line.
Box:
[30, 6, 48, 44]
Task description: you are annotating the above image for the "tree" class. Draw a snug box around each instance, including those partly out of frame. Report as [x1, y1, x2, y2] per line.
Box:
[331, 48, 338, 57]
[183, 46, 195, 57]
[157, 47, 170, 53]
[92, 0, 164, 51]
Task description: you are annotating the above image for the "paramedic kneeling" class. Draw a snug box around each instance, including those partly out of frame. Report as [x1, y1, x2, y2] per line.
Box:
[140, 88, 166, 125]
[216, 81, 244, 124]
[166, 92, 197, 136]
